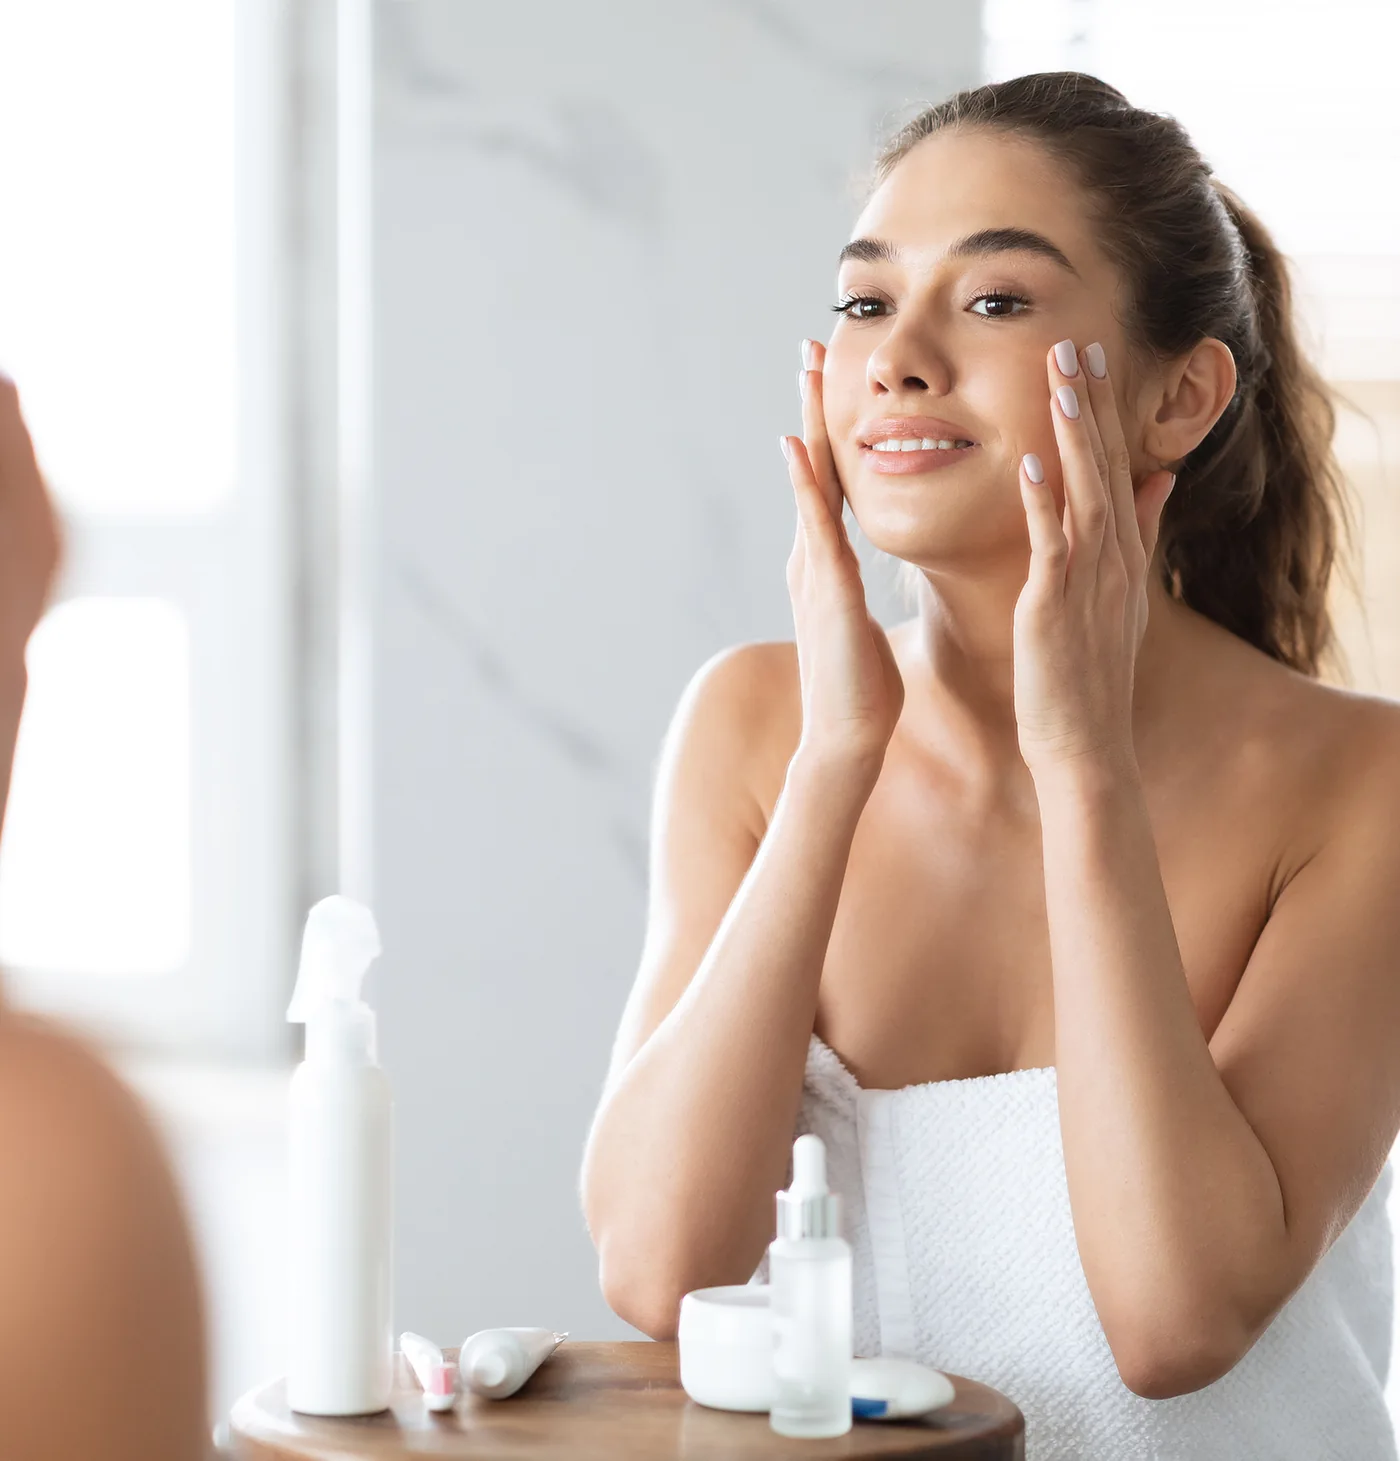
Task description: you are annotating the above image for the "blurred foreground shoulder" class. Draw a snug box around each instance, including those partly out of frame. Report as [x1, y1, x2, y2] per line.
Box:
[0, 1010, 207, 1461]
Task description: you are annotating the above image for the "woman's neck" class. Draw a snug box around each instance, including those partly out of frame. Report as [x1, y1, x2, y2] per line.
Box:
[897, 560, 1195, 792]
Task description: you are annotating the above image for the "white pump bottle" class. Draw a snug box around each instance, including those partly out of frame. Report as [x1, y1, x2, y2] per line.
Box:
[285, 895, 393, 1415]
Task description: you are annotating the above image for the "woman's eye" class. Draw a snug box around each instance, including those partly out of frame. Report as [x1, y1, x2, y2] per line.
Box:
[969, 293, 1030, 318]
[830, 294, 885, 320]
[833, 291, 1031, 321]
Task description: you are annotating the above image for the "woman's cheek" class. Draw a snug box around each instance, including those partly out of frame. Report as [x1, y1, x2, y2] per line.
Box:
[831, 439, 862, 494]
[984, 369, 1054, 456]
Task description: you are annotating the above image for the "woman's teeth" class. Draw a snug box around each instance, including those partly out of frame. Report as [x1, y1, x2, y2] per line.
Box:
[869, 438, 973, 452]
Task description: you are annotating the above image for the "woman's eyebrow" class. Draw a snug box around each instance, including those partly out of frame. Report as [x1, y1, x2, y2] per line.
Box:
[838, 228, 1079, 277]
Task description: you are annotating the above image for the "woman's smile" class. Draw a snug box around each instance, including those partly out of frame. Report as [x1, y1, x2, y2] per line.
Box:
[858, 412, 980, 474]
[861, 440, 980, 474]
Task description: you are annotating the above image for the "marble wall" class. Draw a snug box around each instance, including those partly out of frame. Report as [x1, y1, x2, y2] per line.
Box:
[370, 0, 982, 1342]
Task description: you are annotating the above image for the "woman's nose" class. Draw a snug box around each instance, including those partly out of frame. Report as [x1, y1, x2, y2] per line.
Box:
[865, 328, 952, 396]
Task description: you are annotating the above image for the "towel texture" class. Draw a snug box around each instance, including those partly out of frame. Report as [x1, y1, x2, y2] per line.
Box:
[751, 1032, 1396, 1460]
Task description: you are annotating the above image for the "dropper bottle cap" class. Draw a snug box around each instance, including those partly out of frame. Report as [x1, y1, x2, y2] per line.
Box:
[775, 1133, 843, 1240]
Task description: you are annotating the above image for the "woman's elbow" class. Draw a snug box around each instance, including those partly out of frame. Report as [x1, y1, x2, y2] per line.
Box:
[598, 1249, 685, 1340]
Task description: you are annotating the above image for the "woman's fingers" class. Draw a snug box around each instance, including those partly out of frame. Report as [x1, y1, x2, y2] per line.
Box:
[1078, 343, 1146, 569]
[1019, 451, 1069, 600]
[798, 339, 847, 529]
[1046, 339, 1112, 588]
[780, 433, 845, 561]
[782, 341, 904, 765]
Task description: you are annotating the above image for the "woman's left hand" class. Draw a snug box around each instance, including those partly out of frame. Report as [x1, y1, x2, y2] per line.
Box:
[1012, 339, 1175, 780]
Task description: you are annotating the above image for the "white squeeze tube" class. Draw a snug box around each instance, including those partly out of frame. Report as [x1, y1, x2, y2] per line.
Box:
[459, 1328, 568, 1399]
[285, 895, 394, 1415]
[399, 1331, 459, 1412]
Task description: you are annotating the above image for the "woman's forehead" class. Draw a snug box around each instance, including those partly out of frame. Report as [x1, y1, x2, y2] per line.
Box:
[850, 130, 1099, 274]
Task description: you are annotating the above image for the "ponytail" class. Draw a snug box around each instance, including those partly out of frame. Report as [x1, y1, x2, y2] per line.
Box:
[1158, 183, 1356, 678]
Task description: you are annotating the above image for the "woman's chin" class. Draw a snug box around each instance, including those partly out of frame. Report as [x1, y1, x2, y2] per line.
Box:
[849, 496, 1023, 570]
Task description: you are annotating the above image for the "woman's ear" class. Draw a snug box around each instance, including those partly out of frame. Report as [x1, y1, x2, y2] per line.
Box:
[1141, 337, 1237, 467]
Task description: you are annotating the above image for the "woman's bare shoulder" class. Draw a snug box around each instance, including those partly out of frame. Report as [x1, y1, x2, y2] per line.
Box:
[1297, 675, 1400, 809]
[675, 641, 801, 822]
[1235, 633, 1400, 754]
[685, 639, 799, 708]
[1210, 627, 1400, 842]
[0, 1010, 207, 1459]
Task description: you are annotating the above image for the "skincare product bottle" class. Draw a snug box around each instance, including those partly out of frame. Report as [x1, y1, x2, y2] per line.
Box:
[768, 1133, 853, 1438]
[285, 895, 393, 1415]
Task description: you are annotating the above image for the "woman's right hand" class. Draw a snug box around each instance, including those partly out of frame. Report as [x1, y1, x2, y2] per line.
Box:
[781, 338, 904, 778]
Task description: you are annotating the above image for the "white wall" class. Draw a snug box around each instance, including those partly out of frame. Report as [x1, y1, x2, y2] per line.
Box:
[369, 0, 982, 1343]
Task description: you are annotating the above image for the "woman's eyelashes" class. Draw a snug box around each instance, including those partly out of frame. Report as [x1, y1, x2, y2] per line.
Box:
[829, 291, 887, 320]
[830, 289, 1033, 321]
[968, 290, 1031, 318]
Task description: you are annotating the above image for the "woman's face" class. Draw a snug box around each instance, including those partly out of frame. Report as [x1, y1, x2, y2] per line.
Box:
[824, 128, 1140, 572]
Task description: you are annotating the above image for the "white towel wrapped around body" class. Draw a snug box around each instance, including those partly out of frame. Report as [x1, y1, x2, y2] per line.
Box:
[752, 1032, 1396, 1460]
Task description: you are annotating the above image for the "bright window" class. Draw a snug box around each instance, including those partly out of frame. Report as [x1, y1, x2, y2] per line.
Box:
[0, 599, 191, 975]
[0, 1, 237, 514]
[0, 0, 293, 1057]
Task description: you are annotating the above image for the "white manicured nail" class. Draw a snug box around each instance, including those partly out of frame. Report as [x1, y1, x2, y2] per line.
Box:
[1085, 342, 1107, 378]
[778, 435, 792, 461]
[1053, 339, 1079, 377]
[1056, 385, 1080, 420]
[1023, 452, 1044, 484]
[801, 339, 816, 370]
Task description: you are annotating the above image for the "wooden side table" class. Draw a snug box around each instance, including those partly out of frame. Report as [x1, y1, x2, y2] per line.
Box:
[229, 1341, 1024, 1459]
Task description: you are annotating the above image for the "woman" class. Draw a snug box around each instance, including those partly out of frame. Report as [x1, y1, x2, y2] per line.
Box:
[0, 374, 209, 1459]
[579, 72, 1400, 1456]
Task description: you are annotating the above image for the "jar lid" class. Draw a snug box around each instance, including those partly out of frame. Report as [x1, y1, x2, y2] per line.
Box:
[678, 1284, 772, 1347]
[678, 1285, 775, 1413]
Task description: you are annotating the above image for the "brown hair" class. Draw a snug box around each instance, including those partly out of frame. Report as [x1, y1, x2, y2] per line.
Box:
[869, 72, 1355, 680]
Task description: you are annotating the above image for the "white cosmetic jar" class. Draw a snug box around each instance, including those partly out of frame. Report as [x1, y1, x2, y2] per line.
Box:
[678, 1283, 775, 1412]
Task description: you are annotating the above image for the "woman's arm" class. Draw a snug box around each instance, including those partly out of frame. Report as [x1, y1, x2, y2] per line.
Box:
[580, 647, 875, 1338]
[1035, 720, 1400, 1403]
[1034, 762, 1288, 1398]
[1013, 340, 1400, 1401]
[581, 341, 902, 1339]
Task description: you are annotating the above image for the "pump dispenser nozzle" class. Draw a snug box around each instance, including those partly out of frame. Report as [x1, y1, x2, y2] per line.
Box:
[287, 895, 383, 1065]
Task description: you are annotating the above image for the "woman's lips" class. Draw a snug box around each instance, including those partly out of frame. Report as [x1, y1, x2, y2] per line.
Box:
[860, 442, 978, 475]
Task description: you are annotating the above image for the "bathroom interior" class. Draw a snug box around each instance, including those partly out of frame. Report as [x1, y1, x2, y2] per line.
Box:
[0, 0, 1397, 1454]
